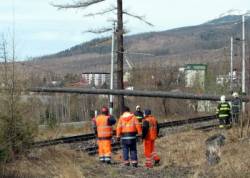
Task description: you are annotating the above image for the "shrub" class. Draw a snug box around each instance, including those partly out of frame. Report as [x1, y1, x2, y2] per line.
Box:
[0, 112, 36, 162]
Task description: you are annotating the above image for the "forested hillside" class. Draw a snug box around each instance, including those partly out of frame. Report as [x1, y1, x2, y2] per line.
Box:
[32, 15, 250, 74]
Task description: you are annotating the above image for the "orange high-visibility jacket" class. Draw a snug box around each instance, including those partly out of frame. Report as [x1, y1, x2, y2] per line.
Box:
[143, 115, 158, 140]
[96, 114, 113, 139]
[116, 112, 142, 139]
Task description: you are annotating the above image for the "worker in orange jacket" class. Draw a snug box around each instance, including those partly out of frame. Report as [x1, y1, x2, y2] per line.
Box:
[142, 109, 160, 168]
[93, 106, 116, 164]
[116, 106, 142, 167]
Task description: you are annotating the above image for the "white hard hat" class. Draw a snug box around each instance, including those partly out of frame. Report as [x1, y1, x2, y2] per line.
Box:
[232, 92, 239, 98]
[136, 105, 140, 110]
[220, 95, 226, 102]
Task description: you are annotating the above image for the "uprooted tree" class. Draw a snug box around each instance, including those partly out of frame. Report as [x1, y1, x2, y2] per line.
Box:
[52, 0, 153, 116]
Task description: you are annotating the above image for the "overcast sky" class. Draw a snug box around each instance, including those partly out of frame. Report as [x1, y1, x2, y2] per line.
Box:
[0, 0, 249, 59]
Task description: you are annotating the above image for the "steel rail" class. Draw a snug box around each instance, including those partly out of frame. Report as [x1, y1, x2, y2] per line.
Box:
[158, 115, 216, 128]
[85, 123, 219, 155]
[84, 115, 218, 155]
[33, 133, 96, 147]
[33, 115, 217, 148]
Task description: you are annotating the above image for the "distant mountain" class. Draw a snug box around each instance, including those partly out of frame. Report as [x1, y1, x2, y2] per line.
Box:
[33, 15, 250, 74]
[205, 15, 248, 25]
[38, 37, 111, 59]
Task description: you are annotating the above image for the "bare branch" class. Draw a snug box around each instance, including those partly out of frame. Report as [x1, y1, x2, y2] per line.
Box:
[84, 27, 112, 34]
[123, 11, 154, 27]
[84, 7, 115, 17]
[51, 0, 106, 9]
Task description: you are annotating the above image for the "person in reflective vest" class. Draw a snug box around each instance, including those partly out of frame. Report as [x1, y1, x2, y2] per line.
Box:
[142, 109, 160, 168]
[216, 95, 231, 128]
[134, 105, 144, 124]
[116, 106, 142, 167]
[93, 106, 116, 164]
[231, 92, 241, 124]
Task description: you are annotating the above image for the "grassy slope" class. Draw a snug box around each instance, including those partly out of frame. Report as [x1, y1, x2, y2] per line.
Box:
[2, 128, 250, 178]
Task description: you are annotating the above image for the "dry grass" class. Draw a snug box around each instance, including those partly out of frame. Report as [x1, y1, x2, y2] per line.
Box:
[2, 147, 87, 178]
[153, 128, 250, 177]
[2, 127, 250, 178]
[36, 122, 93, 141]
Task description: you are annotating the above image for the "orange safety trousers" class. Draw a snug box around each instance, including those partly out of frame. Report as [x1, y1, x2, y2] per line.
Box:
[98, 140, 111, 162]
[144, 140, 160, 168]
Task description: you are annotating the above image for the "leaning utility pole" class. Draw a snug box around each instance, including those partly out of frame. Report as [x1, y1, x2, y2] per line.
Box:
[242, 15, 246, 112]
[30, 87, 250, 102]
[116, 0, 124, 115]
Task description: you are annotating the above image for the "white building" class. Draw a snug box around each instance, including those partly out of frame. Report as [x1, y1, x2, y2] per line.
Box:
[185, 64, 207, 89]
[81, 72, 110, 87]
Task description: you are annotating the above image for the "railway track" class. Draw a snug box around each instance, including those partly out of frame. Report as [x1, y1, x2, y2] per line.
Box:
[158, 115, 216, 128]
[33, 115, 217, 148]
[83, 117, 218, 155]
[33, 133, 96, 147]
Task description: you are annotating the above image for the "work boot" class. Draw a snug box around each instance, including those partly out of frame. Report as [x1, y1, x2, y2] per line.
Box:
[104, 157, 111, 164]
[124, 162, 130, 166]
[105, 160, 111, 164]
[132, 163, 138, 167]
[154, 159, 160, 166]
[99, 157, 105, 163]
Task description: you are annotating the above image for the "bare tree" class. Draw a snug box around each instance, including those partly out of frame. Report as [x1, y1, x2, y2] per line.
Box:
[0, 36, 37, 162]
[0, 36, 8, 86]
[52, 0, 152, 115]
